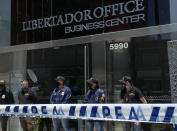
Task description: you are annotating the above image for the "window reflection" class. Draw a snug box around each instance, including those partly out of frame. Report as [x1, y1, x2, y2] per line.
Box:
[106, 35, 171, 131]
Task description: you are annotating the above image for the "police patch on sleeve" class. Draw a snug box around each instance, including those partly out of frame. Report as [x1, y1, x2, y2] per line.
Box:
[1, 94, 6, 99]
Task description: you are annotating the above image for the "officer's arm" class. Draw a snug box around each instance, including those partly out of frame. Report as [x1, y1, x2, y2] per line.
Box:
[83, 96, 88, 103]
[63, 89, 72, 104]
[50, 93, 53, 104]
[28, 90, 37, 103]
[137, 89, 147, 104]
[18, 92, 21, 104]
[120, 89, 125, 103]
[140, 97, 147, 104]
[83, 90, 90, 103]
[9, 91, 15, 104]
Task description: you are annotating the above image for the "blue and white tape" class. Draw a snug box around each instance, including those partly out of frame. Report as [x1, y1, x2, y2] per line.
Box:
[0, 104, 176, 124]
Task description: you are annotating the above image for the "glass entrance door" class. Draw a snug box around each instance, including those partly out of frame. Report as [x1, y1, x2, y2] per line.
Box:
[26, 44, 90, 130]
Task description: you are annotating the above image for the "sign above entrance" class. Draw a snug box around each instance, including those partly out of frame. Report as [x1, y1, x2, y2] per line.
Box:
[13, 0, 170, 45]
[22, 0, 145, 34]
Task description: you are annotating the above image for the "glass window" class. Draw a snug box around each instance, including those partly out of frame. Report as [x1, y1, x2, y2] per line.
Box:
[106, 34, 172, 131]
[0, 45, 86, 130]
[26, 45, 85, 104]
[1, 32, 177, 130]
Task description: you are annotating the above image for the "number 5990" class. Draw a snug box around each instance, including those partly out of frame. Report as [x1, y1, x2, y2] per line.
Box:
[109, 42, 128, 50]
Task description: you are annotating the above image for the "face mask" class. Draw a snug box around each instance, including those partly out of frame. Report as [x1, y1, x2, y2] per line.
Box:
[87, 83, 92, 87]
[90, 84, 97, 90]
[88, 83, 95, 90]
[58, 82, 63, 86]
[21, 86, 25, 90]
[122, 83, 126, 88]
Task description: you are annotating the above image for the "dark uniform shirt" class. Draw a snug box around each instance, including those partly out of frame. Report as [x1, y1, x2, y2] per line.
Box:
[0, 88, 14, 104]
[84, 87, 105, 104]
[120, 86, 143, 103]
[50, 85, 72, 104]
[18, 88, 37, 104]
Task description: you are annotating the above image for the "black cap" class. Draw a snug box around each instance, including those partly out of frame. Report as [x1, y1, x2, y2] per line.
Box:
[87, 77, 98, 84]
[55, 76, 65, 81]
[0, 80, 5, 85]
[119, 76, 132, 83]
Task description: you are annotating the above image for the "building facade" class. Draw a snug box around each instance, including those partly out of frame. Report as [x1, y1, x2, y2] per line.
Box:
[1, 0, 177, 130]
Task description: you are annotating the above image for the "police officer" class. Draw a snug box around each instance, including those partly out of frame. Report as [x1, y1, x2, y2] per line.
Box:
[84, 77, 105, 131]
[50, 76, 71, 131]
[119, 76, 147, 131]
[0, 80, 14, 131]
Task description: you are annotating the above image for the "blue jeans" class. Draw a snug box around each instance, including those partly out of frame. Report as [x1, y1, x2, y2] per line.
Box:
[87, 120, 104, 131]
[52, 118, 70, 131]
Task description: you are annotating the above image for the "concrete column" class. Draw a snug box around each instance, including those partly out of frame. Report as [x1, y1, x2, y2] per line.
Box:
[168, 41, 177, 103]
[170, 0, 177, 40]
[9, 51, 27, 131]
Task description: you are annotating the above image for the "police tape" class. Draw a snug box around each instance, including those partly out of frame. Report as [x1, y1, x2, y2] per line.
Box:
[0, 104, 176, 124]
